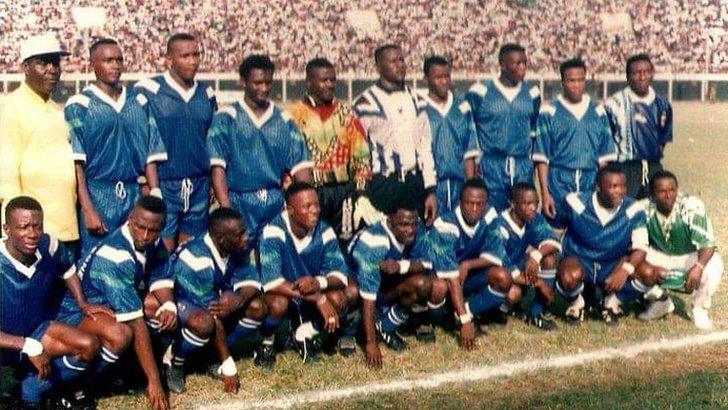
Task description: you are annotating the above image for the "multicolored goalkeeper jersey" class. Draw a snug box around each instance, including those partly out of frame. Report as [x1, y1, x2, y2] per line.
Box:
[644, 193, 716, 255]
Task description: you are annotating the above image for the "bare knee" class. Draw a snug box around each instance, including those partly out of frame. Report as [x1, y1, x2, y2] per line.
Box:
[325, 290, 348, 312]
[105, 322, 134, 353]
[430, 277, 448, 304]
[506, 285, 522, 307]
[558, 257, 584, 290]
[487, 267, 512, 293]
[635, 262, 660, 286]
[541, 253, 557, 271]
[244, 297, 268, 321]
[345, 281, 360, 309]
[77, 334, 101, 362]
[186, 310, 216, 338]
[264, 294, 290, 318]
[412, 274, 433, 302]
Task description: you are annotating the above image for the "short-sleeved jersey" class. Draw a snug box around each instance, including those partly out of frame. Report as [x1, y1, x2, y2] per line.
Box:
[532, 95, 616, 169]
[259, 211, 348, 292]
[207, 99, 313, 192]
[562, 192, 648, 262]
[134, 73, 217, 180]
[498, 210, 561, 271]
[643, 193, 716, 255]
[466, 78, 541, 158]
[67, 223, 172, 322]
[66, 85, 167, 182]
[1, 235, 75, 337]
[348, 220, 432, 301]
[605, 87, 673, 161]
[172, 233, 260, 308]
[428, 206, 507, 279]
[422, 92, 481, 181]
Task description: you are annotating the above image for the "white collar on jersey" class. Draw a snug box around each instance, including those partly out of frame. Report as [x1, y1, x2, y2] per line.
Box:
[203, 233, 229, 271]
[592, 192, 621, 226]
[0, 239, 43, 279]
[382, 219, 405, 253]
[557, 94, 591, 121]
[121, 223, 147, 266]
[455, 206, 479, 238]
[502, 209, 526, 238]
[492, 77, 522, 103]
[421, 90, 453, 117]
[86, 83, 127, 113]
[238, 93, 275, 129]
[163, 71, 198, 103]
[282, 211, 314, 253]
[627, 86, 656, 105]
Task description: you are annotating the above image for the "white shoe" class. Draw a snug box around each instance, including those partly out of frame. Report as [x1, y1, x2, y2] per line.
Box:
[689, 307, 713, 330]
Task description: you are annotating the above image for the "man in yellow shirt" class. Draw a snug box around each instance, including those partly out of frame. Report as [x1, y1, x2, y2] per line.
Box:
[0, 34, 78, 242]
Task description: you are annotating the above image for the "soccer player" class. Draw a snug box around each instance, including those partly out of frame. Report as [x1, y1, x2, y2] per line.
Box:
[422, 55, 480, 213]
[164, 207, 265, 393]
[349, 196, 447, 368]
[67, 38, 167, 256]
[556, 164, 656, 326]
[428, 179, 512, 348]
[135, 33, 217, 251]
[286, 58, 370, 243]
[498, 183, 561, 330]
[533, 58, 616, 228]
[467, 43, 541, 211]
[258, 183, 356, 365]
[56, 196, 176, 410]
[352, 44, 438, 226]
[1, 196, 108, 407]
[638, 171, 723, 329]
[605, 53, 673, 199]
[208, 55, 313, 245]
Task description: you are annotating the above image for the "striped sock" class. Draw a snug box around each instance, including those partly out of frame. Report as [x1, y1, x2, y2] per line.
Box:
[171, 328, 210, 368]
[226, 317, 262, 346]
[380, 304, 409, 334]
[466, 285, 506, 316]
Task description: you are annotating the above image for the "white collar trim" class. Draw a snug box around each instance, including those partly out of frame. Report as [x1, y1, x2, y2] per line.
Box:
[121, 223, 146, 266]
[503, 209, 525, 238]
[164, 71, 198, 103]
[455, 207, 479, 238]
[493, 77, 522, 103]
[86, 84, 127, 113]
[203, 233, 228, 271]
[557, 94, 590, 121]
[592, 193, 621, 226]
[422, 91, 453, 117]
[281, 211, 314, 253]
[627, 86, 656, 105]
[382, 220, 405, 253]
[1, 239, 42, 279]
[238, 93, 275, 129]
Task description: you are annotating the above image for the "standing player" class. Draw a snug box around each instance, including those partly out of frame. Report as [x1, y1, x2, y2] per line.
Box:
[422, 56, 480, 213]
[466, 43, 541, 211]
[286, 58, 370, 243]
[533, 58, 616, 227]
[352, 44, 438, 226]
[605, 54, 673, 199]
[208, 55, 313, 245]
[67, 38, 167, 256]
[135, 33, 217, 251]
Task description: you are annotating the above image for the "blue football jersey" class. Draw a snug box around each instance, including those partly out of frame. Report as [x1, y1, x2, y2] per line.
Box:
[498, 210, 561, 271]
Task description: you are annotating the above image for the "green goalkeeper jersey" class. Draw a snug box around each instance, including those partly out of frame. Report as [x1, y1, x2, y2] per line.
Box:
[644, 193, 716, 255]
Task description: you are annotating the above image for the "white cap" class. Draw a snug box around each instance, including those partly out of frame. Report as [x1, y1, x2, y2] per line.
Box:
[20, 34, 70, 62]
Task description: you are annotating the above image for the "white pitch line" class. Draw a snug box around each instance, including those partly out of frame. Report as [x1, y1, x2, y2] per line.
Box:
[203, 330, 728, 410]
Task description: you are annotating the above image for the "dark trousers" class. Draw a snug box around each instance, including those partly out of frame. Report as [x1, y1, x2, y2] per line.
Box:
[616, 159, 663, 199]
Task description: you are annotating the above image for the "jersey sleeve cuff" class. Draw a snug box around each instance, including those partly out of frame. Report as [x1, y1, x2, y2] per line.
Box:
[72, 153, 87, 163]
[62, 265, 77, 280]
[359, 290, 377, 301]
[146, 152, 168, 164]
[598, 153, 618, 164]
[290, 160, 315, 177]
[479, 252, 503, 266]
[233, 280, 262, 291]
[262, 277, 286, 293]
[148, 279, 174, 292]
[538, 239, 562, 252]
[210, 158, 227, 169]
[463, 149, 481, 161]
[531, 153, 549, 164]
[116, 309, 144, 323]
[326, 270, 348, 286]
[437, 270, 459, 279]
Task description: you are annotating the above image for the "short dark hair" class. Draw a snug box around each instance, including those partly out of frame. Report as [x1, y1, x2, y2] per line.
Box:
[238, 54, 275, 80]
[498, 43, 525, 63]
[390, 193, 419, 215]
[89, 38, 119, 58]
[625, 53, 653, 77]
[305, 57, 334, 79]
[136, 195, 167, 215]
[509, 182, 537, 201]
[596, 162, 625, 185]
[374, 44, 400, 65]
[285, 182, 316, 203]
[209, 207, 243, 236]
[166, 33, 196, 55]
[559, 58, 586, 80]
[423, 55, 450, 77]
[649, 170, 678, 194]
[460, 178, 488, 200]
[5, 196, 42, 222]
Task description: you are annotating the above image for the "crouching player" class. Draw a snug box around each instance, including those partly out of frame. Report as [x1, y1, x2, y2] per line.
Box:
[1, 197, 107, 407]
[638, 171, 723, 329]
[56, 196, 176, 410]
[350, 196, 447, 367]
[556, 164, 656, 326]
[163, 208, 266, 393]
[258, 183, 358, 366]
[499, 183, 561, 330]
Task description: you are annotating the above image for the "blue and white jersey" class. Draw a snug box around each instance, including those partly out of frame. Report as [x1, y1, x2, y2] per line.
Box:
[66, 85, 167, 182]
[562, 192, 649, 263]
[498, 210, 561, 271]
[172, 233, 260, 308]
[422, 92, 480, 181]
[63, 223, 173, 322]
[532, 95, 616, 169]
[258, 211, 348, 292]
[207, 98, 313, 192]
[1, 235, 75, 337]
[466, 78, 541, 158]
[134, 73, 217, 180]
[348, 220, 432, 301]
[605, 86, 673, 161]
[428, 206, 507, 279]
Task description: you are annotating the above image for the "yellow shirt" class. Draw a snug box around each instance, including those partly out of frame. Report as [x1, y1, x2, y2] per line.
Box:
[0, 82, 78, 240]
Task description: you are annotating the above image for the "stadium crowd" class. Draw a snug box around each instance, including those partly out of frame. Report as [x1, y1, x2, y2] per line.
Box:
[1, 0, 727, 75]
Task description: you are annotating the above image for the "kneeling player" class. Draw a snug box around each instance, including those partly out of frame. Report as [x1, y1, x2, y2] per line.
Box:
[1, 197, 106, 407]
[350, 197, 447, 368]
[164, 208, 266, 393]
[557, 164, 656, 326]
[259, 183, 358, 366]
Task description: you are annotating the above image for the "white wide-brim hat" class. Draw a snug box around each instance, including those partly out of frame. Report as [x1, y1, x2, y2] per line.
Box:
[20, 34, 71, 62]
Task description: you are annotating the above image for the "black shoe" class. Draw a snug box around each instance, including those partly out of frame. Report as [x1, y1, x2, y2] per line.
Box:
[414, 324, 436, 343]
[337, 335, 357, 357]
[376, 321, 407, 351]
[164, 364, 186, 394]
[294, 335, 322, 364]
[253, 343, 276, 368]
[601, 308, 619, 327]
[527, 312, 557, 331]
[56, 390, 97, 410]
[484, 308, 509, 326]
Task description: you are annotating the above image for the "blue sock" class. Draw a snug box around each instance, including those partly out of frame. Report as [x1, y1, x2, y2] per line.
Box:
[531, 270, 556, 317]
[379, 304, 409, 334]
[343, 310, 360, 337]
[227, 317, 261, 347]
[21, 372, 52, 405]
[428, 300, 448, 325]
[260, 316, 283, 339]
[616, 278, 648, 304]
[50, 355, 88, 384]
[556, 281, 583, 303]
[171, 328, 209, 367]
[466, 285, 506, 316]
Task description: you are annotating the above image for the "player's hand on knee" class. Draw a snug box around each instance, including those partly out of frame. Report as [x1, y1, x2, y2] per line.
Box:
[605, 267, 629, 293]
[222, 374, 240, 394]
[209, 292, 244, 319]
[365, 342, 382, 369]
[317, 296, 339, 333]
[80, 302, 115, 321]
[29, 352, 51, 380]
[685, 265, 703, 292]
[459, 322, 477, 350]
[524, 258, 540, 285]
[157, 310, 178, 332]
